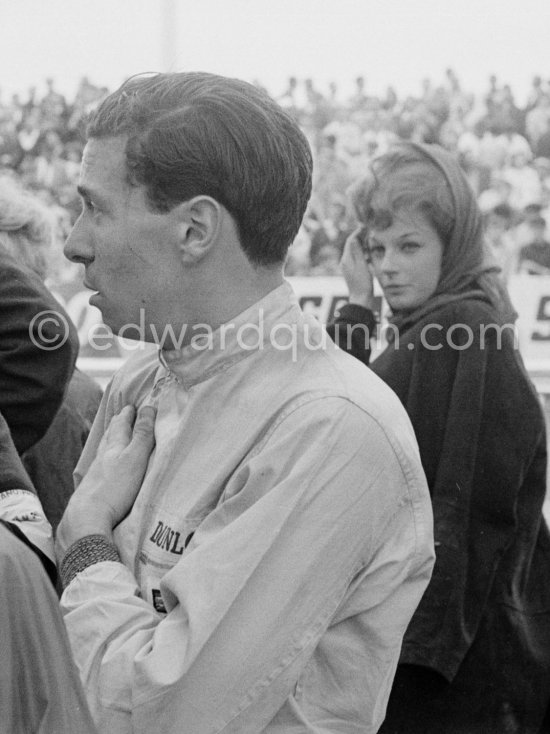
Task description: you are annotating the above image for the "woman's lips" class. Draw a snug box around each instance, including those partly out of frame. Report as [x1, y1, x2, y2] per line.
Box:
[383, 284, 407, 294]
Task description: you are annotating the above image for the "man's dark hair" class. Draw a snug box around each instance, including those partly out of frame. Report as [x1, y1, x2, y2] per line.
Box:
[87, 72, 313, 266]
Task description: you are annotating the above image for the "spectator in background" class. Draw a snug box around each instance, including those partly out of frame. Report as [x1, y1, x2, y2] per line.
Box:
[311, 132, 353, 218]
[382, 84, 398, 111]
[309, 195, 351, 270]
[276, 75, 299, 121]
[485, 74, 502, 109]
[477, 126, 508, 172]
[309, 242, 341, 275]
[5, 69, 550, 276]
[484, 203, 519, 282]
[457, 141, 483, 195]
[0, 112, 22, 169]
[478, 173, 514, 214]
[40, 77, 67, 134]
[16, 108, 42, 158]
[34, 131, 70, 191]
[303, 77, 332, 134]
[526, 75, 546, 112]
[0, 178, 102, 529]
[502, 151, 542, 211]
[526, 94, 550, 150]
[518, 215, 550, 274]
[534, 118, 550, 160]
[513, 202, 548, 248]
[348, 75, 369, 112]
[533, 157, 550, 191]
[326, 80, 341, 118]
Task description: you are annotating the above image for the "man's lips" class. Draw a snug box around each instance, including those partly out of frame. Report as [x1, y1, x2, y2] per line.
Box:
[83, 281, 101, 308]
[83, 280, 99, 293]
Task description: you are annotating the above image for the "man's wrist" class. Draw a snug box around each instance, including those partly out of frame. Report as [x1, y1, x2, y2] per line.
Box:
[56, 498, 114, 559]
[60, 534, 121, 589]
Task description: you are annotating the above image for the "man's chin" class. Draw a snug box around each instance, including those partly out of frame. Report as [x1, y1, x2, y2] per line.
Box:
[113, 324, 146, 342]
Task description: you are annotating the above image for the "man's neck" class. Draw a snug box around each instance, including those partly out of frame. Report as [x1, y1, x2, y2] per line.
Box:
[198, 267, 285, 334]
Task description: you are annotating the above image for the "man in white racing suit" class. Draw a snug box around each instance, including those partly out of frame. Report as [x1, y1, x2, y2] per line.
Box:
[56, 71, 434, 734]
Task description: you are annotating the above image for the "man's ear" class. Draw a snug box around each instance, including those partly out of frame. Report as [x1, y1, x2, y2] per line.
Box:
[175, 196, 222, 264]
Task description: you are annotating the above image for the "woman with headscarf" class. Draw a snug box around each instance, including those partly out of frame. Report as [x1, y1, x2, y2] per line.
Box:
[327, 142, 550, 733]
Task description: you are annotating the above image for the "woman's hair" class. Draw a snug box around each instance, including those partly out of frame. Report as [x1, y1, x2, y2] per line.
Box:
[0, 179, 53, 280]
[349, 147, 456, 249]
[348, 143, 512, 315]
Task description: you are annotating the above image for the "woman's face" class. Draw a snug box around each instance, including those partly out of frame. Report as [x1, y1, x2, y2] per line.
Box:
[367, 208, 444, 312]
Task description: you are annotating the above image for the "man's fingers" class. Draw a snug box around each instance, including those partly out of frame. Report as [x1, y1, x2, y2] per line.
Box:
[105, 405, 136, 446]
[100, 404, 156, 460]
[131, 406, 157, 448]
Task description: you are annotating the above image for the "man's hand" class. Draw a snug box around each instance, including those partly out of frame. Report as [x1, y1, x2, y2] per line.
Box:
[56, 405, 156, 559]
[340, 229, 376, 310]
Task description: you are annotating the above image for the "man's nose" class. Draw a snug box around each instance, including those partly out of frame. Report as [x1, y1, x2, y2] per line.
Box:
[64, 218, 93, 264]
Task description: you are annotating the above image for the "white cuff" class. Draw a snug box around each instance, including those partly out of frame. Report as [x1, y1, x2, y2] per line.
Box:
[0, 489, 54, 563]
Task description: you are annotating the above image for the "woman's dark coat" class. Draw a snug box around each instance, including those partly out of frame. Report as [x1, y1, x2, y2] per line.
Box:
[329, 296, 550, 732]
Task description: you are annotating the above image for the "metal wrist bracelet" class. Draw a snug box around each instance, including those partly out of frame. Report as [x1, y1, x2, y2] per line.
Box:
[60, 534, 121, 589]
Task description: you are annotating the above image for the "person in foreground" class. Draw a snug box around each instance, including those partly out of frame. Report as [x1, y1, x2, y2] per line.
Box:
[0, 177, 103, 530]
[0, 410, 97, 733]
[55, 72, 434, 734]
[328, 142, 550, 733]
[0, 246, 78, 456]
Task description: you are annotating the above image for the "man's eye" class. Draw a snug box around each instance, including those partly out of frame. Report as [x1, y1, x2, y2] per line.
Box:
[83, 199, 99, 215]
[401, 241, 420, 252]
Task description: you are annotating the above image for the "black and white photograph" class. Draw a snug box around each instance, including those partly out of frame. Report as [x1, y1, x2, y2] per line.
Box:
[1, 1, 550, 731]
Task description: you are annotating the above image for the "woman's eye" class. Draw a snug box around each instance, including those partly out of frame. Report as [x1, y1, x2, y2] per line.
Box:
[369, 246, 384, 259]
[401, 241, 420, 252]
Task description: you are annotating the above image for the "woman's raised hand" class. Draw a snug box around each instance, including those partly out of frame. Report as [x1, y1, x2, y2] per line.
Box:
[340, 229, 376, 310]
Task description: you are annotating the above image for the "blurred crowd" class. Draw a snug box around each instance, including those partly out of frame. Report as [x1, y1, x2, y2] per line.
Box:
[0, 77, 107, 284]
[2, 70, 550, 280]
